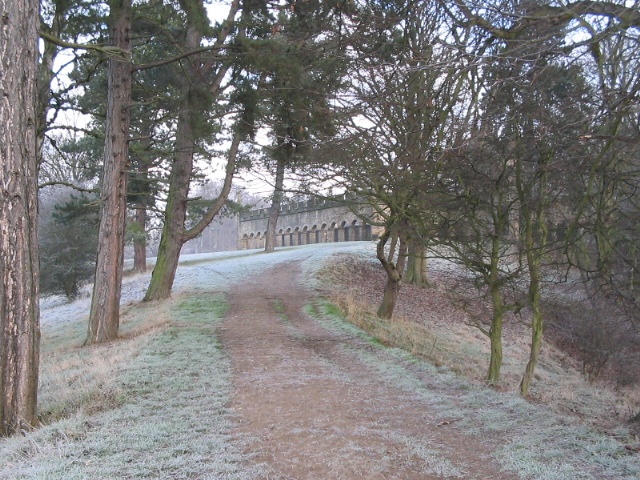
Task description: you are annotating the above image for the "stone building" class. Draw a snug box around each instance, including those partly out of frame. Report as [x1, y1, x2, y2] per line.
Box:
[238, 195, 381, 250]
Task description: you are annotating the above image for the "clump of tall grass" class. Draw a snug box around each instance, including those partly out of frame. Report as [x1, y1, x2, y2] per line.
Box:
[328, 286, 488, 380]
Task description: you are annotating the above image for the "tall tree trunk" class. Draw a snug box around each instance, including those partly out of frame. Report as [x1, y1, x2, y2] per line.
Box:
[143, 13, 200, 302]
[405, 237, 429, 287]
[133, 205, 147, 272]
[517, 159, 549, 396]
[519, 265, 543, 396]
[144, 217, 184, 301]
[144, 134, 239, 301]
[86, 0, 132, 345]
[520, 217, 545, 395]
[487, 284, 504, 386]
[265, 155, 287, 253]
[0, 0, 41, 436]
[486, 231, 507, 386]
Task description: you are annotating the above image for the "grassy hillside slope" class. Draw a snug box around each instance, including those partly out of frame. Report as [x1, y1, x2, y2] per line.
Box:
[1, 243, 638, 479]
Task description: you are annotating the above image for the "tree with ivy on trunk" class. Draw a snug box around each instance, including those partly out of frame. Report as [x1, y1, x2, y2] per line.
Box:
[435, 139, 523, 386]
[0, 0, 41, 436]
[437, 0, 640, 393]
[486, 52, 592, 394]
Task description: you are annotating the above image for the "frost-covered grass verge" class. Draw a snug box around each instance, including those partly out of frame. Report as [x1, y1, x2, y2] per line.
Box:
[308, 300, 640, 480]
[0, 294, 257, 480]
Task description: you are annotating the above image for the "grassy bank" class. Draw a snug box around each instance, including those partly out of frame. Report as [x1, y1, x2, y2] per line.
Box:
[309, 291, 640, 478]
[0, 293, 256, 480]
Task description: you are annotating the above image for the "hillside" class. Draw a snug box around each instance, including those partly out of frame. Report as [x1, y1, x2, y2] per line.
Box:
[1, 243, 639, 479]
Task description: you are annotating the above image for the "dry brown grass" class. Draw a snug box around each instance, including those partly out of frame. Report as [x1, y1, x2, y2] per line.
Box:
[37, 299, 173, 425]
[332, 289, 482, 376]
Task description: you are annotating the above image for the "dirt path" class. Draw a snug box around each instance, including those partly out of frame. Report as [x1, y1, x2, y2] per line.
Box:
[220, 262, 518, 480]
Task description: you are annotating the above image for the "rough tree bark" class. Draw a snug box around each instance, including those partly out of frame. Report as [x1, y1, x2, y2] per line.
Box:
[520, 252, 544, 396]
[0, 0, 41, 436]
[484, 219, 511, 386]
[516, 154, 549, 396]
[519, 183, 547, 395]
[86, 0, 132, 344]
[143, 20, 200, 300]
[487, 274, 505, 386]
[144, 134, 239, 301]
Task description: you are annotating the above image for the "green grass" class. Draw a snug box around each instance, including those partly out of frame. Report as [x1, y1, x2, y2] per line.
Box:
[175, 294, 229, 321]
[272, 298, 286, 316]
[0, 293, 258, 480]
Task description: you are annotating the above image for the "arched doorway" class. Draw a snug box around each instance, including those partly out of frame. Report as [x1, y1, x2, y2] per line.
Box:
[363, 224, 373, 240]
[340, 221, 348, 241]
[331, 222, 338, 242]
[320, 223, 328, 243]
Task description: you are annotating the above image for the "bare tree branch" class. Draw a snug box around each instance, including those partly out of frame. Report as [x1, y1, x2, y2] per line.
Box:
[38, 181, 99, 193]
[39, 30, 130, 60]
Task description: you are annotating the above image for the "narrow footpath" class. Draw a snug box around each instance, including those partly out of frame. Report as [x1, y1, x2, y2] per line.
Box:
[220, 262, 517, 480]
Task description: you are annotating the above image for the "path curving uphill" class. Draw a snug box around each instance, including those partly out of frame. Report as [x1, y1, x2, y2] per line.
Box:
[221, 260, 516, 479]
[27, 242, 638, 479]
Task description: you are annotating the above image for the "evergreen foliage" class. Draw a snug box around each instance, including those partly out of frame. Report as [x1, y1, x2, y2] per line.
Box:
[39, 192, 100, 300]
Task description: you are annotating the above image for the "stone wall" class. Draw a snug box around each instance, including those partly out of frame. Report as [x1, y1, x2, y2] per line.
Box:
[238, 195, 381, 249]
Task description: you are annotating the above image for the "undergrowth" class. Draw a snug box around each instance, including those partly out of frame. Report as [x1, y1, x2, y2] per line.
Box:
[328, 285, 481, 377]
